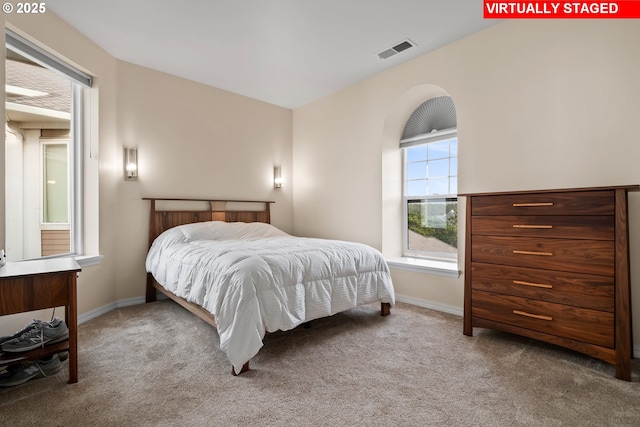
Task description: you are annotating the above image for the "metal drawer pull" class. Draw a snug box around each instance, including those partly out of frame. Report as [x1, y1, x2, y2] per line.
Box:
[513, 280, 553, 289]
[512, 202, 554, 207]
[513, 310, 553, 321]
[513, 250, 554, 256]
[512, 225, 553, 229]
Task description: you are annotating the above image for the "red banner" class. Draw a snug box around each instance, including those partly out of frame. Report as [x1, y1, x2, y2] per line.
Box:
[484, 1, 640, 18]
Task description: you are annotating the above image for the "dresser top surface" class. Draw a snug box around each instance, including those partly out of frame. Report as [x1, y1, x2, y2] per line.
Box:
[459, 184, 640, 198]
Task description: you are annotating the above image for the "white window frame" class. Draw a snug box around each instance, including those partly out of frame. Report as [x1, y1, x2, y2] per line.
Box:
[40, 139, 70, 226]
[70, 84, 84, 256]
[6, 30, 89, 260]
[401, 129, 458, 264]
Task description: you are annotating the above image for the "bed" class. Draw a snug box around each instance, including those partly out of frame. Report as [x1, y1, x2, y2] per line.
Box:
[144, 198, 395, 375]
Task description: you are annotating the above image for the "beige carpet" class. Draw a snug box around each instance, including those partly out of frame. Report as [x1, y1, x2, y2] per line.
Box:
[1, 300, 639, 426]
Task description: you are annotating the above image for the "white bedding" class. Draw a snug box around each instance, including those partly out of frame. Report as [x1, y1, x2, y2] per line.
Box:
[145, 221, 395, 373]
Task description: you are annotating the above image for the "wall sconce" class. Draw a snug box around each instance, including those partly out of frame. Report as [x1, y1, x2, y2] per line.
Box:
[273, 165, 283, 189]
[124, 147, 138, 181]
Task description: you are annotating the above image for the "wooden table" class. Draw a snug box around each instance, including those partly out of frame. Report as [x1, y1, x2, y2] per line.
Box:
[0, 258, 81, 383]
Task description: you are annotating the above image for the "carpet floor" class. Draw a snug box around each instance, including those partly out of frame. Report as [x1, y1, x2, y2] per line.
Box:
[1, 300, 639, 426]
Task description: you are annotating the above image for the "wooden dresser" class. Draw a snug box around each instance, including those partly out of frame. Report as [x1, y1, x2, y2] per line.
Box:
[461, 185, 638, 381]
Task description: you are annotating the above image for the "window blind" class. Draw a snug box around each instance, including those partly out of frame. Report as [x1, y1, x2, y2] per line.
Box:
[400, 96, 456, 145]
[6, 29, 92, 87]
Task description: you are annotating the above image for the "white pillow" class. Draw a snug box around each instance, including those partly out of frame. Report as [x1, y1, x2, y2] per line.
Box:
[179, 221, 289, 242]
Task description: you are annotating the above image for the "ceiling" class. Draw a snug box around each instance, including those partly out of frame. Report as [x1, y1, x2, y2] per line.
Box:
[47, 0, 497, 109]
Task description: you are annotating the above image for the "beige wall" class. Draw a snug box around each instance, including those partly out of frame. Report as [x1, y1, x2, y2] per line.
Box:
[114, 61, 293, 301]
[293, 20, 640, 343]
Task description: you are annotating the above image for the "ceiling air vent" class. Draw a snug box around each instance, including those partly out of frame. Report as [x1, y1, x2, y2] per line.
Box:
[377, 39, 416, 60]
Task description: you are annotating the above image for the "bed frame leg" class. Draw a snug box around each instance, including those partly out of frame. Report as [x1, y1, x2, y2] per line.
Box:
[232, 362, 250, 376]
[146, 273, 157, 303]
[381, 302, 391, 316]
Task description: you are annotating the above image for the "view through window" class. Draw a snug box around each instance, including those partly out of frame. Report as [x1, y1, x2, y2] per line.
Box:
[5, 44, 74, 260]
[403, 134, 458, 261]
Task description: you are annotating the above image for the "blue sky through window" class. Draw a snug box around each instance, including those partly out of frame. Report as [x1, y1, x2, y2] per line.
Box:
[406, 137, 458, 197]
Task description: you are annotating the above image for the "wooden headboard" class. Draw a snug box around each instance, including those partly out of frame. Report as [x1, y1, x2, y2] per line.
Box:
[143, 198, 275, 249]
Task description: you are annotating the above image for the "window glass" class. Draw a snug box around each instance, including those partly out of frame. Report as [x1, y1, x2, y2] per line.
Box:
[450, 177, 458, 193]
[5, 45, 80, 260]
[427, 177, 449, 196]
[403, 135, 457, 261]
[450, 157, 458, 176]
[427, 158, 449, 179]
[43, 143, 69, 224]
[407, 146, 427, 162]
[407, 161, 427, 181]
[407, 180, 427, 197]
[427, 140, 449, 160]
[406, 198, 458, 259]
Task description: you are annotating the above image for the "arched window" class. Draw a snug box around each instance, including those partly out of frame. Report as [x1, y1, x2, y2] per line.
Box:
[400, 96, 457, 262]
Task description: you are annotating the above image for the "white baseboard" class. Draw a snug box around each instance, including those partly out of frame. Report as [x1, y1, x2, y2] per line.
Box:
[78, 296, 146, 325]
[393, 293, 640, 358]
[77, 293, 170, 325]
[394, 293, 463, 317]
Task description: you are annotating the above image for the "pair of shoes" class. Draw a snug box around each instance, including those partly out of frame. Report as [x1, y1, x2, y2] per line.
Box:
[0, 355, 62, 387]
[1, 318, 69, 353]
[0, 319, 48, 346]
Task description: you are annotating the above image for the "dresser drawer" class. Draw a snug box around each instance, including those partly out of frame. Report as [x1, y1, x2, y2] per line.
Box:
[472, 290, 614, 348]
[471, 191, 614, 216]
[471, 235, 614, 276]
[471, 262, 614, 312]
[471, 215, 614, 240]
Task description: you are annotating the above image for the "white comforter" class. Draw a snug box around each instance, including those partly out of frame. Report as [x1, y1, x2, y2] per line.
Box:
[145, 221, 395, 373]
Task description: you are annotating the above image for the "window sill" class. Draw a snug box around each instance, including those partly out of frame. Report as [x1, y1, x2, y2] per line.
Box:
[386, 257, 460, 278]
[74, 254, 104, 268]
